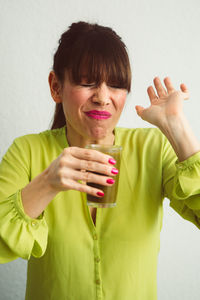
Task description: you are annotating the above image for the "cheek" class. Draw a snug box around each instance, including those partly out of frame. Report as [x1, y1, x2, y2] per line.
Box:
[71, 90, 89, 107]
[117, 93, 127, 110]
[64, 90, 87, 111]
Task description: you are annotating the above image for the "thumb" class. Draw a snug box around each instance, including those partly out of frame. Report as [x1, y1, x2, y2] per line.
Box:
[135, 105, 145, 117]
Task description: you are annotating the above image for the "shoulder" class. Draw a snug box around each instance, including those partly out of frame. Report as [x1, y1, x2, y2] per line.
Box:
[115, 127, 168, 164]
[11, 127, 65, 154]
[115, 126, 166, 145]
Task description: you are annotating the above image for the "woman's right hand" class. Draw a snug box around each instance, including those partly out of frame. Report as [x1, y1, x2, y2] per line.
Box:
[45, 147, 118, 197]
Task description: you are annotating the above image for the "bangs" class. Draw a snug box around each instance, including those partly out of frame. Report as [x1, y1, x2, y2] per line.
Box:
[67, 33, 131, 91]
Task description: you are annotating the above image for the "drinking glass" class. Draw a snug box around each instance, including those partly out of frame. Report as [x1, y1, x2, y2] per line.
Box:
[85, 144, 122, 208]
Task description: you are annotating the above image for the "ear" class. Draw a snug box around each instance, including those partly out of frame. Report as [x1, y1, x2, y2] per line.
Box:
[48, 71, 63, 103]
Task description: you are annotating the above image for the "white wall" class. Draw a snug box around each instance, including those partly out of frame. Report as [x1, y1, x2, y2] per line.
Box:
[0, 0, 200, 299]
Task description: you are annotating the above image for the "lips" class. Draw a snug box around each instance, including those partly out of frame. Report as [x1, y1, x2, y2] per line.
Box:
[85, 110, 111, 120]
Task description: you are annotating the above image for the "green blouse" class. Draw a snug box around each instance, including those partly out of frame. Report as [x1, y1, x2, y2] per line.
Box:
[0, 126, 200, 300]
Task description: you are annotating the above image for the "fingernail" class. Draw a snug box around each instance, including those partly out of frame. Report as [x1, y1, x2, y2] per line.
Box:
[111, 168, 119, 175]
[108, 158, 116, 165]
[97, 191, 104, 197]
[106, 178, 115, 184]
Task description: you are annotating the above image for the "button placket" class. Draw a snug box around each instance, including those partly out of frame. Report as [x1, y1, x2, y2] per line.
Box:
[82, 194, 103, 299]
[93, 230, 102, 299]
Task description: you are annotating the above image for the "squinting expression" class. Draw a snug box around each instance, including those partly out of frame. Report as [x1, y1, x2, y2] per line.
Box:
[60, 77, 128, 141]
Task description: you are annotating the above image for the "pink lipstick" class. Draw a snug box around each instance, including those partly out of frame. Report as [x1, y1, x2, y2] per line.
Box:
[85, 110, 111, 120]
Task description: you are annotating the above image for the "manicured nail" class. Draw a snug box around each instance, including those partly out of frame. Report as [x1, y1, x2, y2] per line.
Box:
[106, 178, 115, 184]
[97, 191, 104, 197]
[108, 158, 116, 165]
[111, 168, 119, 175]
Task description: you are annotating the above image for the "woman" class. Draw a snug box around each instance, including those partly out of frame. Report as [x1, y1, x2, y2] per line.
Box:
[0, 21, 200, 300]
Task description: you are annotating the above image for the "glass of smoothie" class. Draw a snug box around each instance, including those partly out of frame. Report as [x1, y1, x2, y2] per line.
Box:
[84, 144, 122, 208]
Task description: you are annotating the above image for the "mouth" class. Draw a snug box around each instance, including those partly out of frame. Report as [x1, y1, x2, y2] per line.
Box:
[84, 110, 112, 120]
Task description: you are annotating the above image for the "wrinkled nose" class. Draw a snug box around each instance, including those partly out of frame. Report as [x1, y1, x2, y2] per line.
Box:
[92, 83, 111, 105]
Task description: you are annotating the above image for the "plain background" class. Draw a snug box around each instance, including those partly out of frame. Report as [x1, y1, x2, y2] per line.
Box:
[0, 0, 200, 299]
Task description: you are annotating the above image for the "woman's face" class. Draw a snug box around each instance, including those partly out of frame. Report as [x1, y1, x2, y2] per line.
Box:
[50, 71, 128, 144]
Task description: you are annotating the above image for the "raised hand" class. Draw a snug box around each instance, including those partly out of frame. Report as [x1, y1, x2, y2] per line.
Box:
[135, 76, 189, 128]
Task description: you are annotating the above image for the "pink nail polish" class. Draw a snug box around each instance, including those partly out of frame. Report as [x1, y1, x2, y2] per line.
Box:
[106, 178, 115, 184]
[108, 158, 116, 165]
[97, 191, 104, 197]
[111, 168, 119, 175]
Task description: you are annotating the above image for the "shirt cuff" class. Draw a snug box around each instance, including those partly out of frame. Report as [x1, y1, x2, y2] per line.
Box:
[175, 151, 200, 170]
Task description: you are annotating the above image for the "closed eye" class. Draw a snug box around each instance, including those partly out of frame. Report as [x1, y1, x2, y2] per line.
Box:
[109, 85, 122, 89]
[80, 84, 96, 88]
[80, 83, 124, 89]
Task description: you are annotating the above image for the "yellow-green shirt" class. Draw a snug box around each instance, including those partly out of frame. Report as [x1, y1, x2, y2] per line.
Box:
[0, 126, 200, 300]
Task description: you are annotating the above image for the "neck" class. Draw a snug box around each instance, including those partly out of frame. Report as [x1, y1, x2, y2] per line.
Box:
[65, 126, 115, 148]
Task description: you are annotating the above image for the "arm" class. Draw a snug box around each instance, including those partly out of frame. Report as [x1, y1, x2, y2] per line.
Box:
[21, 169, 58, 219]
[162, 134, 200, 229]
[0, 134, 118, 263]
[135, 76, 200, 228]
[0, 138, 48, 263]
[159, 114, 200, 162]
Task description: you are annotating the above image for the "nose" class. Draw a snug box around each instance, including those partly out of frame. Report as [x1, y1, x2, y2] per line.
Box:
[92, 83, 111, 106]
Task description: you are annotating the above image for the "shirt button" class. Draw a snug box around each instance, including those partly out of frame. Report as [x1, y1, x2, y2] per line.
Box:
[177, 164, 183, 169]
[31, 221, 38, 228]
[96, 279, 101, 285]
[93, 234, 98, 240]
[95, 257, 101, 263]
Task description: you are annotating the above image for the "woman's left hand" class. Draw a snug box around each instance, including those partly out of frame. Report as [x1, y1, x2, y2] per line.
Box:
[135, 76, 190, 128]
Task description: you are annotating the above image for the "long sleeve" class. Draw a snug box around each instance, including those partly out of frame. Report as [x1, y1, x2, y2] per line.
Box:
[0, 137, 48, 263]
[162, 135, 200, 229]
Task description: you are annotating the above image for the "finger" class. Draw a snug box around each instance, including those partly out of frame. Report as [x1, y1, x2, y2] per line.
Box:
[80, 159, 119, 176]
[66, 147, 116, 165]
[153, 77, 167, 97]
[72, 169, 115, 186]
[180, 83, 189, 93]
[60, 154, 118, 176]
[147, 86, 158, 102]
[135, 105, 145, 118]
[180, 83, 190, 100]
[67, 179, 105, 197]
[163, 77, 175, 93]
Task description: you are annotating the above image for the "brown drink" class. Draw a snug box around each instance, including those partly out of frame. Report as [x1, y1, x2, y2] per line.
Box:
[85, 144, 122, 208]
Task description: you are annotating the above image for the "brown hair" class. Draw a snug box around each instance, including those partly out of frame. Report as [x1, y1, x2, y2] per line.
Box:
[50, 21, 132, 129]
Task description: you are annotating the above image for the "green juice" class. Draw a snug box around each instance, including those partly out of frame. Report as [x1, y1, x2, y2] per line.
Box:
[85, 145, 122, 208]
